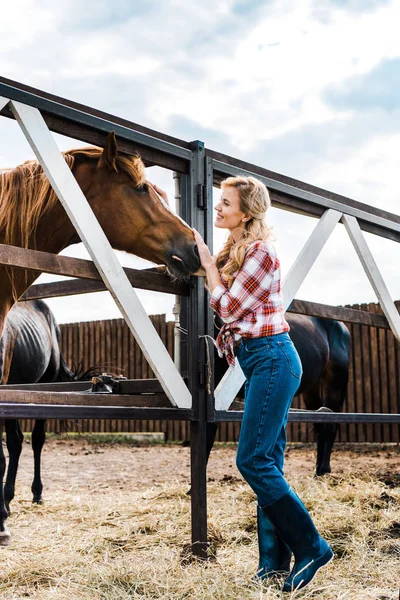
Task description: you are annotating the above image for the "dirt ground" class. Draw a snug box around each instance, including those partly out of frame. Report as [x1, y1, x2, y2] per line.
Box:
[2, 438, 399, 600]
[15, 437, 400, 495]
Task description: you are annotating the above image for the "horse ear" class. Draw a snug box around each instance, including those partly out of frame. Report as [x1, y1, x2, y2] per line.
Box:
[98, 131, 118, 171]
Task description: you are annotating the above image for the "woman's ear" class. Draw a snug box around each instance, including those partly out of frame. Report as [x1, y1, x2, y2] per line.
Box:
[241, 214, 252, 223]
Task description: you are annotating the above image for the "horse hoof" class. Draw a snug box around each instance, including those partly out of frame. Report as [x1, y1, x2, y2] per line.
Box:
[32, 498, 43, 505]
[0, 528, 11, 547]
[315, 468, 331, 477]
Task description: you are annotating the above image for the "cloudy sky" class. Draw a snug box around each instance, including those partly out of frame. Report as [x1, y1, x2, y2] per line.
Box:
[0, 0, 399, 324]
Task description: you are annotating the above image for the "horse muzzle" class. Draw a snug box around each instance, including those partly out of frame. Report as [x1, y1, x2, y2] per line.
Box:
[166, 244, 201, 278]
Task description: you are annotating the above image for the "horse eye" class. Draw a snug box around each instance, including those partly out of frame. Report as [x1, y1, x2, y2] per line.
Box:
[135, 183, 149, 194]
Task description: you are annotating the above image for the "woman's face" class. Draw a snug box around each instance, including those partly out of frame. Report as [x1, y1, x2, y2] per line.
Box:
[214, 187, 249, 233]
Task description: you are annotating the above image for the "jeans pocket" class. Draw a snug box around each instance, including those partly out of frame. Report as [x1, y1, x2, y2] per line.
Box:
[277, 341, 302, 379]
[243, 337, 269, 354]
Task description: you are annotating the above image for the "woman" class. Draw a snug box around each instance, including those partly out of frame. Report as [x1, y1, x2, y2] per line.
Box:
[193, 175, 333, 593]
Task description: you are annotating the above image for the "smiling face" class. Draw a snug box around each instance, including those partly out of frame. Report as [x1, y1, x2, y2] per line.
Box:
[214, 186, 250, 234]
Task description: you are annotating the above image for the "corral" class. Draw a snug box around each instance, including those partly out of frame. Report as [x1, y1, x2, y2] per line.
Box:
[0, 75, 399, 590]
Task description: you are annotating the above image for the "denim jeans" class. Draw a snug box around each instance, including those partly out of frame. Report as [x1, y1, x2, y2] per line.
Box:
[235, 332, 302, 508]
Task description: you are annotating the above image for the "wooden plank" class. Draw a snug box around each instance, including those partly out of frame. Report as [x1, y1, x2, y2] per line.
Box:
[215, 410, 400, 424]
[378, 325, 390, 442]
[386, 325, 397, 443]
[360, 304, 373, 442]
[288, 299, 389, 328]
[116, 319, 123, 376]
[22, 270, 189, 301]
[369, 304, 382, 442]
[344, 319, 356, 443]
[73, 323, 79, 376]
[2, 379, 164, 394]
[0, 403, 193, 420]
[393, 303, 400, 443]
[352, 324, 364, 441]
[0, 389, 171, 407]
[105, 319, 112, 372]
[89, 320, 95, 376]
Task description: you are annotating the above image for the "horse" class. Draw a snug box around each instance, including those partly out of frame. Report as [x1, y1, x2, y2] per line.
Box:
[0, 132, 201, 544]
[1, 300, 98, 522]
[210, 313, 351, 476]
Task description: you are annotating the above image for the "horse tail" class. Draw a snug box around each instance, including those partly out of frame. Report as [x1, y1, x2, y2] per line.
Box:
[57, 354, 102, 382]
[321, 319, 351, 410]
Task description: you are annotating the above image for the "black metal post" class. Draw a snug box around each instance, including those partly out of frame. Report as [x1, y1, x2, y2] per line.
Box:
[180, 142, 209, 558]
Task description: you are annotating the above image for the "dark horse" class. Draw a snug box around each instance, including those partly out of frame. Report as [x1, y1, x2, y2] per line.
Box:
[211, 313, 351, 476]
[1, 300, 96, 536]
[0, 132, 201, 544]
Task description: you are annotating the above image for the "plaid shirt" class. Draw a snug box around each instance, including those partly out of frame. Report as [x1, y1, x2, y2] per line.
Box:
[210, 241, 289, 366]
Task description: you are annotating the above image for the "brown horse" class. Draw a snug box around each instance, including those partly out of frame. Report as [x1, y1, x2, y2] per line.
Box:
[0, 131, 200, 340]
[0, 132, 200, 544]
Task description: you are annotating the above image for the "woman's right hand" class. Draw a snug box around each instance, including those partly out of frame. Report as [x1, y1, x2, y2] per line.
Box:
[147, 181, 169, 204]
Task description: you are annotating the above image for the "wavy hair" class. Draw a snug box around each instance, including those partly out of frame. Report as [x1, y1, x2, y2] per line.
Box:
[215, 176, 273, 288]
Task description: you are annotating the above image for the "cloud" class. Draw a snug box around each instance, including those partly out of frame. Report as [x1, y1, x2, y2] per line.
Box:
[1, 0, 400, 325]
[322, 0, 391, 12]
[324, 58, 400, 112]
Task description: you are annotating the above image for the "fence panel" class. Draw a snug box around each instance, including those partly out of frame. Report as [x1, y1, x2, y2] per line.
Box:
[19, 306, 400, 443]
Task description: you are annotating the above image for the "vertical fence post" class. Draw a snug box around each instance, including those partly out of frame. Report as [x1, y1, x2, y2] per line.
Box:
[180, 141, 209, 558]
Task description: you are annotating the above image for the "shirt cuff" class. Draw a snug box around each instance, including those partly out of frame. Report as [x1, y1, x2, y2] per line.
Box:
[209, 284, 226, 309]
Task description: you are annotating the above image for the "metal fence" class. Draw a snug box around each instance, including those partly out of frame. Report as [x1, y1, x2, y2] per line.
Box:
[19, 305, 400, 443]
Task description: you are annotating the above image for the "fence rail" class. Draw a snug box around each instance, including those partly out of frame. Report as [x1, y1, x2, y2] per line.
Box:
[17, 305, 400, 443]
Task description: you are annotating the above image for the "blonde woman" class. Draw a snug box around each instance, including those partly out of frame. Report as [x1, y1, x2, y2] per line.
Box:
[193, 176, 333, 592]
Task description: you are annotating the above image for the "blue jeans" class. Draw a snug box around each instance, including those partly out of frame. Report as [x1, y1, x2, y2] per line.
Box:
[235, 333, 302, 508]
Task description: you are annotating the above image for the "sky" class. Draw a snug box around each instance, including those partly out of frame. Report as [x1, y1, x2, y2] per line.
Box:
[0, 0, 399, 324]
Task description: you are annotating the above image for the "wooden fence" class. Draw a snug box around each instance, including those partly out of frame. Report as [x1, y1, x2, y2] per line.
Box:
[19, 305, 400, 443]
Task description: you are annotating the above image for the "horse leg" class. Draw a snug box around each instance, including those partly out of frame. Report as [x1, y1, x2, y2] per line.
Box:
[0, 420, 11, 545]
[302, 384, 330, 476]
[4, 420, 24, 514]
[314, 423, 339, 476]
[314, 319, 350, 476]
[31, 420, 46, 504]
[315, 351, 349, 475]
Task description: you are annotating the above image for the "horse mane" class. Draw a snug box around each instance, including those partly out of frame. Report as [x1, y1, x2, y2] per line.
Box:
[0, 147, 146, 249]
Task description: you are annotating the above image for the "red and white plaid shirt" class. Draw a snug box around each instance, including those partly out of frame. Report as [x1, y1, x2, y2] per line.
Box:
[210, 241, 289, 366]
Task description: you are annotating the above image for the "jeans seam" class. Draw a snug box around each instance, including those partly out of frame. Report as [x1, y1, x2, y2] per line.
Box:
[250, 353, 282, 503]
[277, 342, 302, 379]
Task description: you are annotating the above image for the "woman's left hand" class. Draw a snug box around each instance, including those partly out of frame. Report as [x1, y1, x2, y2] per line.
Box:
[193, 229, 215, 270]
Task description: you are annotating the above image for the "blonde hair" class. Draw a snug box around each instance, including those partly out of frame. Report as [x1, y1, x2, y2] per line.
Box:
[215, 176, 273, 288]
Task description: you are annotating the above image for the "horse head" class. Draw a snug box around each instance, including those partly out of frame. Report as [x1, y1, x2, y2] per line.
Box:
[73, 132, 201, 277]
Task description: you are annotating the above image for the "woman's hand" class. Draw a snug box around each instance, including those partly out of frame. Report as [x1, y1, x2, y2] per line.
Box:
[147, 181, 169, 204]
[193, 229, 214, 269]
[193, 229, 222, 292]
